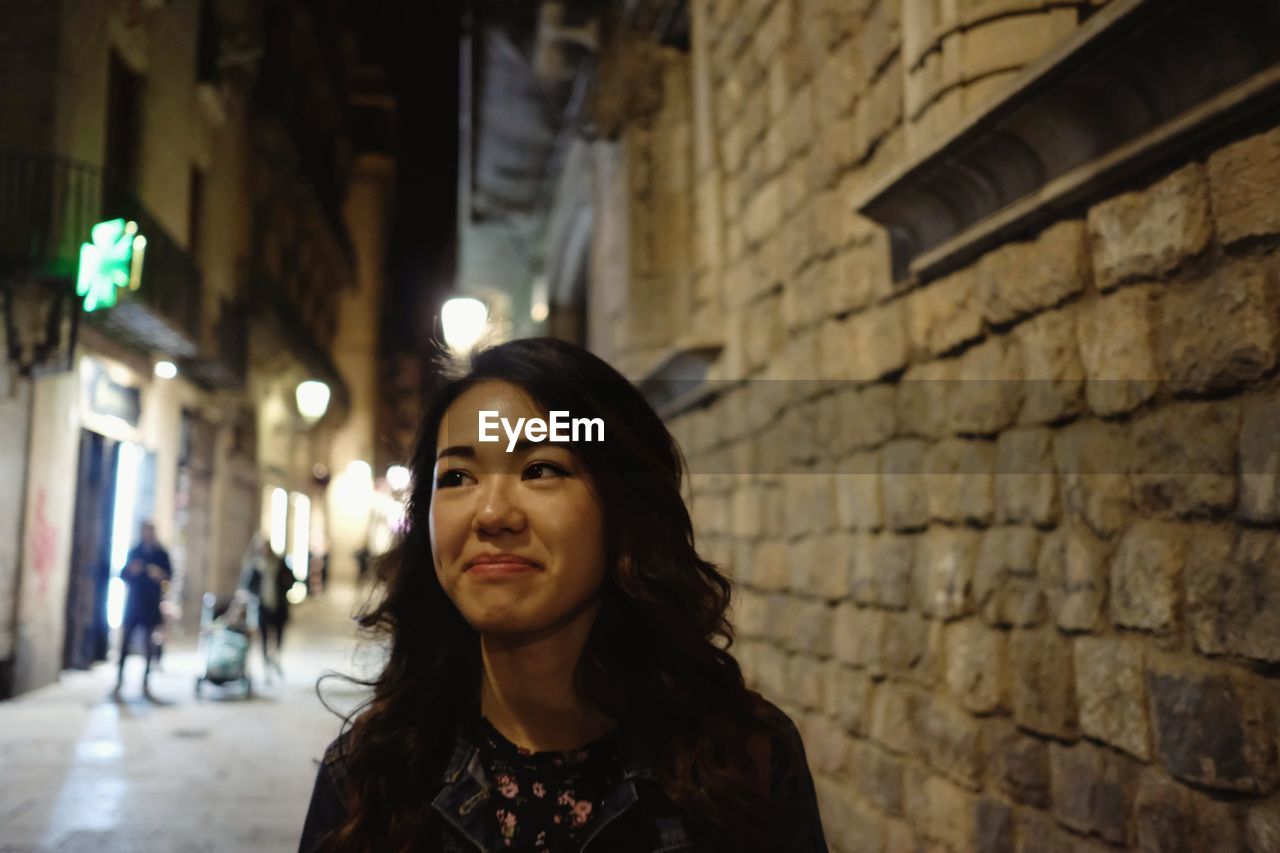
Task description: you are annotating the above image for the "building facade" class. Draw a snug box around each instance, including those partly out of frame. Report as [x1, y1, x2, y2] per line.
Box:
[0, 0, 394, 698]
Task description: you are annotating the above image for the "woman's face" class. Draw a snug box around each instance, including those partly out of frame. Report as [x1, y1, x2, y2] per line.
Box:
[429, 380, 608, 638]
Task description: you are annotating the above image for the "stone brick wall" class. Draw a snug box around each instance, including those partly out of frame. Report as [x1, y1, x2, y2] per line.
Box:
[585, 1, 1280, 850]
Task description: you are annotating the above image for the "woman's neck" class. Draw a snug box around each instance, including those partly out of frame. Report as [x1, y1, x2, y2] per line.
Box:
[478, 601, 613, 752]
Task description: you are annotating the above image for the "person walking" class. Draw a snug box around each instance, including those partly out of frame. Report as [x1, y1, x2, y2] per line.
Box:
[113, 521, 172, 700]
[239, 533, 292, 682]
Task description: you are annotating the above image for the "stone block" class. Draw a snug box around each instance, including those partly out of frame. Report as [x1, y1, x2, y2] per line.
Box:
[1016, 809, 1113, 853]
[880, 610, 941, 686]
[810, 532, 854, 601]
[1241, 389, 1280, 523]
[753, 539, 790, 591]
[813, 44, 860, 127]
[1157, 262, 1279, 394]
[1053, 419, 1133, 538]
[839, 383, 898, 451]
[784, 258, 827, 333]
[897, 358, 954, 440]
[1049, 741, 1140, 845]
[869, 683, 924, 756]
[907, 268, 984, 357]
[731, 482, 766, 540]
[916, 526, 981, 620]
[944, 618, 1008, 714]
[828, 244, 880, 318]
[850, 740, 906, 817]
[794, 599, 836, 657]
[833, 603, 882, 669]
[1075, 636, 1150, 760]
[924, 438, 995, 525]
[1147, 668, 1278, 793]
[1017, 304, 1085, 425]
[865, 532, 916, 610]
[1207, 123, 1280, 245]
[985, 718, 1051, 808]
[919, 696, 984, 789]
[742, 178, 782, 247]
[950, 335, 1024, 436]
[1077, 285, 1161, 416]
[827, 664, 873, 735]
[785, 536, 817, 600]
[753, 642, 790, 699]
[1038, 524, 1109, 633]
[1131, 401, 1240, 518]
[1135, 768, 1245, 853]
[957, 8, 1076, 80]
[994, 427, 1059, 526]
[1010, 628, 1079, 739]
[810, 187, 846, 259]
[787, 653, 829, 710]
[814, 780, 886, 853]
[1087, 163, 1213, 289]
[849, 301, 910, 380]
[834, 458, 883, 532]
[853, 58, 905, 164]
[1110, 520, 1186, 634]
[974, 796, 1016, 853]
[1246, 799, 1280, 853]
[975, 526, 1045, 628]
[734, 588, 769, 638]
[903, 765, 977, 850]
[980, 219, 1090, 326]
[802, 710, 850, 775]
[881, 439, 930, 530]
[1187, 527, 1280, 664]
[783, 81, 814, 157]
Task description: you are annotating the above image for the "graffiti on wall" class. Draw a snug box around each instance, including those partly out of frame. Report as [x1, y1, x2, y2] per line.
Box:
[31, 489, 57, 599]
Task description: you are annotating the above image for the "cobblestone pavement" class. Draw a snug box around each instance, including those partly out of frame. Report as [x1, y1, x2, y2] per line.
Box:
[0, 583, 380, 852]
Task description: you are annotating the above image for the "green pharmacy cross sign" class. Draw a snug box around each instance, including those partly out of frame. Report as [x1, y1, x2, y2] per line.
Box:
[75, 218, 147, 312]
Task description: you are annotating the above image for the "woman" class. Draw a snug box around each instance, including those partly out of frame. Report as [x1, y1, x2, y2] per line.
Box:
[239, 532, 291, 680]
[300, 338, 827, 852]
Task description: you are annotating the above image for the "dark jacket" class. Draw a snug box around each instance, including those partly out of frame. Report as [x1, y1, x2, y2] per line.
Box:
[121, 542, 172, 626]
[240, 554, 293, 620]
[299, 709, 828, 852]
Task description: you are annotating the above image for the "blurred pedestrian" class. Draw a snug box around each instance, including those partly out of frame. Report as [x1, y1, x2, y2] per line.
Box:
[239, 532, 292, 682]
[113, 521, 172, 701]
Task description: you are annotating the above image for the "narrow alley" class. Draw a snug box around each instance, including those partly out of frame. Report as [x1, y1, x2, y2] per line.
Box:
[0, 586, 371, 852]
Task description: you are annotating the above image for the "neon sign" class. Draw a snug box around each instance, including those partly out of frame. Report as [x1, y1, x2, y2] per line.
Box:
[75, 218, 146, 312]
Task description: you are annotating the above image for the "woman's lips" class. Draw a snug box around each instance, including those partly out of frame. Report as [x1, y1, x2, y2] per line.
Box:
[465, 556, 541, 578]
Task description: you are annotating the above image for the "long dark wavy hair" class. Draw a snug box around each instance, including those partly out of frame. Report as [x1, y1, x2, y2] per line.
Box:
[318, 337, 799, 851]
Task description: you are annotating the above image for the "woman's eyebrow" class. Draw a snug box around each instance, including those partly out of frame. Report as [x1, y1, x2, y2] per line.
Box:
[436, 439, 576, 461]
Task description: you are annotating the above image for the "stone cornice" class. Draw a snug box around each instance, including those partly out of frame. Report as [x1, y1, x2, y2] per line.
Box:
[857, 0, 1280, 286]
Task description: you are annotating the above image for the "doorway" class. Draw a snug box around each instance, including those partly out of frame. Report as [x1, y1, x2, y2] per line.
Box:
[64, 431, 117, 670]
[63, 432, 156, 670]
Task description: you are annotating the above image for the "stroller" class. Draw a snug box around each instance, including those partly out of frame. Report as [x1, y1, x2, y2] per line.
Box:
[195, 590, 258, 698]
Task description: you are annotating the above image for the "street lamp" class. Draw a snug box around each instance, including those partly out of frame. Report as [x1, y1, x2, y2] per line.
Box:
[1, 277, 80, 376]
[441, 297, 488, 354]
[295, 379, 331, 425]
[386, 464, 411, 493]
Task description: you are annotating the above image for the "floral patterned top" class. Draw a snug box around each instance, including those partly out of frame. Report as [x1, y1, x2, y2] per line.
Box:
[476, 715, 621, 850]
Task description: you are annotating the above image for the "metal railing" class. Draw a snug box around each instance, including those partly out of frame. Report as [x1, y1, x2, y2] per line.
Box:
[0, 151, 203, 347]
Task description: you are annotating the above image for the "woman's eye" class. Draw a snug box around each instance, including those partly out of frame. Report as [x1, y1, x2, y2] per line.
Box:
[523, 461, 568, 481]
[435, 469, 469, 488]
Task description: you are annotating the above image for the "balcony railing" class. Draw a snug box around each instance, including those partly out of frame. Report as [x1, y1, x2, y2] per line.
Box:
[0, 151, 203, 356]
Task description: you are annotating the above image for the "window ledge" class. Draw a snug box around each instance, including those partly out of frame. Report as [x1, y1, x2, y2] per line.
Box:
[856, 0, 1280, 286]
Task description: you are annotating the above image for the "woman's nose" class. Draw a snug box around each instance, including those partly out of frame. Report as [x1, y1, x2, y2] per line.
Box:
[472, 475, 526, 534]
